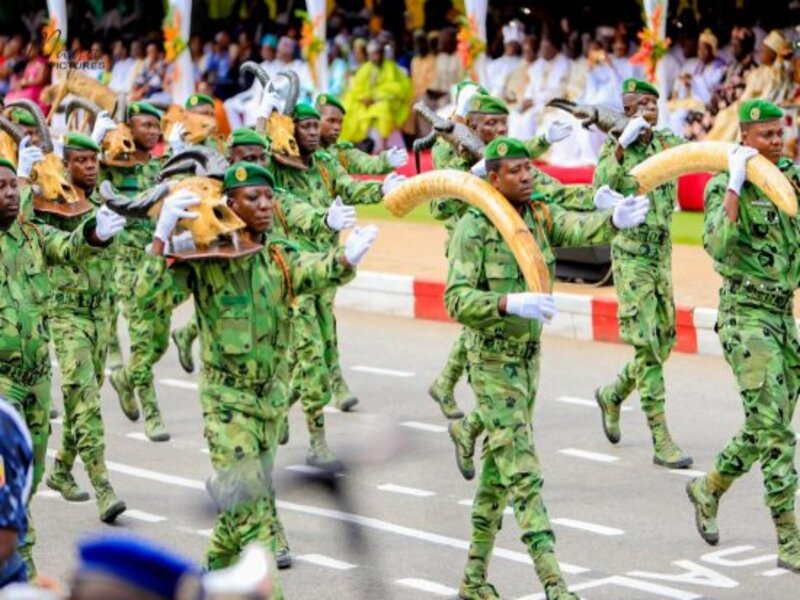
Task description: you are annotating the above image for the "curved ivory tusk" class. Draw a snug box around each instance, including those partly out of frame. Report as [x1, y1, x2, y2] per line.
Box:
[383, 170, 550, 293]
[630, 141, 797, 216]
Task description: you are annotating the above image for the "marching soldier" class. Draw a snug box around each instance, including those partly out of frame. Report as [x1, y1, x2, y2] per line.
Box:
[271, 103, 404, 466]
[137, 161, 378, 585]
[592, 78, 692, 469]
[37, 133, 126, 523]
[687, 99, 800, 573]
[0, 144, 125, 578]
[445, 136, 648, 599]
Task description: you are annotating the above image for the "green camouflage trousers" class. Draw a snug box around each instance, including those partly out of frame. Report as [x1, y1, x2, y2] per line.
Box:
[49, 309, 112, 470]
[714, 296, 799, 518]
[0, 373, 51, 578]
[437, 327, 468, 389]
[200, 371, 285, 598]
[603, 250, 675, 416]
[462, 349, 555, 589]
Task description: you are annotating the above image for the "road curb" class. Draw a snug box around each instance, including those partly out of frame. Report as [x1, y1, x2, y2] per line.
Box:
[336, 271, 727, 357]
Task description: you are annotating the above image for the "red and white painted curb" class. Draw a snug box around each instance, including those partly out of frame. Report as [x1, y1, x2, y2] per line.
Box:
[336, 271, 728, 358]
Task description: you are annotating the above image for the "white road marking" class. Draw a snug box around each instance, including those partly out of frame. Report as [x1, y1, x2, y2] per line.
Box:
[159, 378, 198, 390]
[125, 509, 167, 523]
[322, 405, 340, 414]
[400, 421, 447, 433]
[669, 469, 707, 478]
[296, 554, 357, 570]
[350, 365, 414, 378]
[195, 528, 213, 537]
[458, 498, 512, 516]
[377, 483, 435, 497]
[558, 448, 619, 463]
[761, 567, 789, 577]
[551, 518, 624, 536]
[395, 578, 457, 596]
[50, 418, 63, 426]
[285, 465, 345, 478]
[37, 490, 63, 499]
[555, 396, 632, 412]
[126, 432, 158, 442]
[200, 448, 210, 455]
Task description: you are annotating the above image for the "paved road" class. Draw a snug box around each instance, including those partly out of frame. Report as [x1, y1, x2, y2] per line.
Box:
[34, 306, 799, 599]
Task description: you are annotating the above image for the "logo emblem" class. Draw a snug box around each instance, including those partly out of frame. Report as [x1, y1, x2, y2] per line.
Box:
[319, 95, 328, 106]
[235, 166, 247, 182]
[750, 107, 760, 121]
[131, 104, 140, 114]
[627, 81, 636, 92]
[471, 97, 481, 111]
[497, 142, 508, 157]
[190, 96, 198, 106]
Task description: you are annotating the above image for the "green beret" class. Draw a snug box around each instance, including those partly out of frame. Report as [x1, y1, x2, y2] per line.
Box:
[228, 128, 268, 148]
[223, 161, 275, 190]
[0, 157, 15, 173]
[127, 101, 162, 120]
[484, 136, 530, 161]
[315, 93, 346, 115]
[63, 132, 100, 153]
[739, 99, 783, 124]
[185, 93, 215, 109]
[9, 108, 36, 127]
[622, 78, 659, 98]
[455, 80, 488, 96]
[293, 103, 321, 122]
[467, 94, 509, 115]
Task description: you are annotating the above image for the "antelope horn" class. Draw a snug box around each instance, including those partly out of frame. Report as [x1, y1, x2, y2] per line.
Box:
[6, 99, 53, 153]
[241, 61, 271, 89]
[383, 170, 550, 292]
[113, 93, 128, 123]
[64, 97, 102, 129]
[277, 70, 300, 115]
[630, 141, 797, 216]
[162, 149, 211, 170]
[101, 180, 171, 218]
[160, 159, 201, 181]
[0, 115, 25, 144]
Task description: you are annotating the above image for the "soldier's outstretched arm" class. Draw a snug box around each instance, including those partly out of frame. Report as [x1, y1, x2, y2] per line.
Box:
[274, 240, 356, 298]
[592, 138, 637, 195]
[548, 201, 617, 248]
[524, 134, 551, 160]
[333, 159, 383, 206]
[134, 253, 193, 315]
[278, 190, 331, 239]
[347, 147, 392, 175]
[702, 173, 740, 262]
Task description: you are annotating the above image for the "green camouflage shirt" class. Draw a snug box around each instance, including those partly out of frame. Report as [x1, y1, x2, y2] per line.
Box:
[445, 200, 615, 346]
[593, 129, 684, 258]
[0, 213, 101, 375]
[101, 158, 161, 249]
[136, 241, 354, 391]
[703, 157, 800, 294]
[328, 141, 392, 175]
[271, 149, 383, 252]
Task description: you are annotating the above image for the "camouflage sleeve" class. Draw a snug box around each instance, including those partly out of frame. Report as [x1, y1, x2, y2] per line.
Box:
[277, 191, 330, 240]
[39, 217, 106, 265]
[548, 202, 616, 248]
[332, 160, 383, 206]
[702, 173, 739, 262]
[344, 147, 393, 175]
[430, 140, 472, 222]
[659, 128, 686, 148]
[531, 168, 595, 211]
[444, 213, 504, 330]
[134, 254, 193, 314]
[276, 241, 356, 297]
[592, 138, 638, 195]
[525, 134, 551, 160]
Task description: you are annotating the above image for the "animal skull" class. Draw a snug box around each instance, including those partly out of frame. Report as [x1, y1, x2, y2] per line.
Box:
[101, 122, 136, 165]
[163, 105, 217, 145]
[266, 113, 299, 157]
[167, 177, 245, 247]
[32, 153, 81, 204]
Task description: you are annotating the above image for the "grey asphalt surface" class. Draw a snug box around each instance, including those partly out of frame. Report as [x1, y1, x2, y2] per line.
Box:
[34, 305, 799, 599]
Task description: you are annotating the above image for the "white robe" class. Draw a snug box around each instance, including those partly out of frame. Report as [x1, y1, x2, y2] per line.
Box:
[510, 54, 570, 140]
[487, 55, 521, 97]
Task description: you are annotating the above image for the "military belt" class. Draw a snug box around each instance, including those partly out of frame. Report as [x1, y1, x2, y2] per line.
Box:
[202, 364, 275, 396]
[623, 226, 669, 245]
[51, 290, 111, 310]
[0, 360, 50, 388]
[472, 335, 539, 360]
[722, 278, 793, 312]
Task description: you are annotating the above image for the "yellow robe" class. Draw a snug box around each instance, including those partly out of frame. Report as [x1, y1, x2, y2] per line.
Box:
[341, 59, 412, 142]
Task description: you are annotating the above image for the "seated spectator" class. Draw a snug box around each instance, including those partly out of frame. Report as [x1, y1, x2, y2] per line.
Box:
[514, 33, 569, 140]
[402, 29, 437, 138]
[108, 40, 136, 93]
[5, 39, 50, 111]
[708, 26, 756, 116]
[431, 27, 462, 97]
[487, 20, 524, 98]
[131, 42, 165, 100]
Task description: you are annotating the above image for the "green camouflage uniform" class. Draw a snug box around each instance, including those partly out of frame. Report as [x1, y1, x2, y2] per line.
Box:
[593, 130, 684, 425]
[136, 237, 354, 590]
[0, 204, 104, 577]
[701, 159, 800, 520]
[328, 140, 393, 175]
[32, 190, 120, 509]
[446, 199, 616, 596]
[272, 150, 382, 460]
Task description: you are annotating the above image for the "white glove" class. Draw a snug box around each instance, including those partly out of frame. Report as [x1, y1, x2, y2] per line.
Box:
[386, 147, 408, 168]
[16, 137, 44, 179]
[545, 119, 572, 144]
[505, 293, 557, 322]
[154, 189, 200, 242]
[326, 197, 357, 231]
[258, 88, 282, 116]
[727, 145, 758, 195]
[90, 111, 118, 145]
[381, 172, 406, 195]
[344, 224, 379, 266]
[592, 184, 624, 211]
[612, 195, 650, 229]
[455, 83, 482, 117]
[167, 122, 188, 155]
[94, 205, 127, 241]
[617, 116, 650, 149]
[470, 159, 487, 178]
